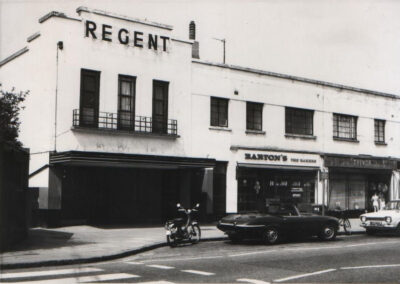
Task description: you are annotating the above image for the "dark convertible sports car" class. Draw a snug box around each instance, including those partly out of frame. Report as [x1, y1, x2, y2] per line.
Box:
[217, 203, 339, 244]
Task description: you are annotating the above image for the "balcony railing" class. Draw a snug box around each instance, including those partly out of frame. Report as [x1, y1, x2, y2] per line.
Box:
[72, 109, 178, 136]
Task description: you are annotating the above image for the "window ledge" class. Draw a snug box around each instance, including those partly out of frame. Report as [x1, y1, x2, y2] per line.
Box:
[246, 130, 266, 135]
[375, 141, 387, 146]
[285, 133, 316, 140]
[209, 126, 232, 132]
[71, 126, 180, 139]
[333, 137, 359, 143]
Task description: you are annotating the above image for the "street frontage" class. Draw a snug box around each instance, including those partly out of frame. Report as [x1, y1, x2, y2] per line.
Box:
[2, 234, 400, 283]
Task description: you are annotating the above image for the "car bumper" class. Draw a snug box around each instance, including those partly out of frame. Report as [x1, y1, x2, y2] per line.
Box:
[360, 222, 397, 231]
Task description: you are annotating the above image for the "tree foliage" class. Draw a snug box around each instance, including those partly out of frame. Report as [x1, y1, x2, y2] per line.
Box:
[0, 87, 28, 147]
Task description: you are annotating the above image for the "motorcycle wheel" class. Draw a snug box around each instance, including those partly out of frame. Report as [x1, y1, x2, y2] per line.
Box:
[190, 225, 201, 244]
[166, 226, 178, 247]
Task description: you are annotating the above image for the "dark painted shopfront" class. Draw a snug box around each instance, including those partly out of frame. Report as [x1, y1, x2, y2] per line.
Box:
[48, 151, 226, 225]
[235, 150, 322, 213]
[325, 155, 397, 211]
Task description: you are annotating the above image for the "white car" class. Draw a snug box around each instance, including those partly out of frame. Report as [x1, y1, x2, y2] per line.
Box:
[360, 200, 400, 235]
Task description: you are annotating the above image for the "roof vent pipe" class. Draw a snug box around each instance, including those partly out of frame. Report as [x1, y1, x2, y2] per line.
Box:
[190, 21, 200, 59]
[189, 21, 196, 40]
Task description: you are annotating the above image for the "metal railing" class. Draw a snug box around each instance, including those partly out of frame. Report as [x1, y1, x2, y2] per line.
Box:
[73, 109, 178, 136]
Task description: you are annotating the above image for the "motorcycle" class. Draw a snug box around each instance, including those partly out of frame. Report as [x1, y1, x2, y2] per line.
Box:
[165, 203, 201, 247]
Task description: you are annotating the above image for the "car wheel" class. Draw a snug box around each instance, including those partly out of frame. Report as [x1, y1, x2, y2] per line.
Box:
[228, 234, 243, 243]
[263, 227, 280, 245]
[319, 224, 337, 241]
[366, 228, 377, 236]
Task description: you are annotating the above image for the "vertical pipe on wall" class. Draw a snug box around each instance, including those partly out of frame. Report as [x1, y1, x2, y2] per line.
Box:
[54, 41, 63, 152]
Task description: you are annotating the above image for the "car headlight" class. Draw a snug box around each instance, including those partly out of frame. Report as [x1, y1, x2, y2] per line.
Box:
[360, 216, 367, 223]
[385, 216, 392, 224]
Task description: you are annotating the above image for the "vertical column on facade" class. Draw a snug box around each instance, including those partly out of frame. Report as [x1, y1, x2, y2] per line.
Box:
[226, 162, 237, 213]
[201, 168, 214, 214]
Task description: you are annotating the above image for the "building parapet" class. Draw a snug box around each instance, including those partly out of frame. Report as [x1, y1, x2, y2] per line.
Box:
[0, 47, 29, 68]
[27, 32, 40, 43]
[76, 6, 173, 31]
[193, 60, 400, 100]
[38, 11, 81, 23]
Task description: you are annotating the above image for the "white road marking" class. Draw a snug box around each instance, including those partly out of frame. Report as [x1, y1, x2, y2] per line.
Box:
[145, 255, 225, 263]
[237, 278, 271, 284]
[135, 282, 175, 284]
[17, 273, 140, 283]
[273, 268, 336, 283]
[341, 263, 400, 270]
[126, 261, 145, 265]
[147, 264, 175, 269]
[181, 269, 215, 276]
[230, 250, 279, 257]
[0, 267, 103, 279]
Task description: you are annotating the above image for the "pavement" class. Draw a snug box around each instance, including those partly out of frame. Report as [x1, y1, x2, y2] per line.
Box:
[0, 219, 365, 270]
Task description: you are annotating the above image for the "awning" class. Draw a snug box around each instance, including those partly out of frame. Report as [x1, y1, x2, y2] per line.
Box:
[237, 162, 320, 171]
[50, 151, 216, 169]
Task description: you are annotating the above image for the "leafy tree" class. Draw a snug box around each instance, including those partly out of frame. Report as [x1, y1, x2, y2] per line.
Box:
[0, 87, 28, 148]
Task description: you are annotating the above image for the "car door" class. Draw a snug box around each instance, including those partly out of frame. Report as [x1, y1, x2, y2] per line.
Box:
[279, 205, 305, 235]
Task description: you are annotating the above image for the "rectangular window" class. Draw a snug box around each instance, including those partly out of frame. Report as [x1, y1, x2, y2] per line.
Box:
[333, 113, 357, 140]
[374, 119, 385, 143]
[211, 97, 228, 127]
[118, 75, 136, 130]
[152, 80, 169, 134]
[246, 102, 263, 131]
[285, 107, 314, 135]
[80, 69, 100, 127]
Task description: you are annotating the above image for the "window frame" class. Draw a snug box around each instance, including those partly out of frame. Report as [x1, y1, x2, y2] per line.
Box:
[374, 119, 385, 143]
[79, 68, 100, 128]
[332, 113, 358, 140]
[210, 97, 229, 127]
[117, 74, 136, 130]
[285, 107, 314, 136]
[152, 80, 169, 134]
[246, 102, 263, 131]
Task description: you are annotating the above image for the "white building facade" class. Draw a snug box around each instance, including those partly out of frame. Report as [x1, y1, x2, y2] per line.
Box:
[1, 7, 400, 224]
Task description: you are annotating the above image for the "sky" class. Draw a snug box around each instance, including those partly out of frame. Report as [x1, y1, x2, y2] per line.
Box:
[1, 0, 400, 95]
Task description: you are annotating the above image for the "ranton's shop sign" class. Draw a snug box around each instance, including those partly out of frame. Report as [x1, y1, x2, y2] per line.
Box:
[84, 20, 170, 51]
[245, 153, 317, 164]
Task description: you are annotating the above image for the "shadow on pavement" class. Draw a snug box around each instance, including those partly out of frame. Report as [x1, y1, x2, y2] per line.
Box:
[4, 229, 92, 252]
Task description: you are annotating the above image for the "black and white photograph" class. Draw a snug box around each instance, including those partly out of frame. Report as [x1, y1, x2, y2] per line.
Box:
[1, 0, 400, 283]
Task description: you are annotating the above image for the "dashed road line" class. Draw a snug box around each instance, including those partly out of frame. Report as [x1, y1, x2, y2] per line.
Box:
[237, 278, 271, 284]
[181, 269, 215, 276]
[147, 264, 175, 270]
[273, 268, 336, 283]
[0, 267, 103, 280]
[341, 263, 400, 270]
[144, 255, 225, 263]
[126, 261, 145, 265]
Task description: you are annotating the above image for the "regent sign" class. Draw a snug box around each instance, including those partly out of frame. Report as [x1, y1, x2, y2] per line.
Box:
[245, 153, 317, 164]
[85, 20, 170, 51]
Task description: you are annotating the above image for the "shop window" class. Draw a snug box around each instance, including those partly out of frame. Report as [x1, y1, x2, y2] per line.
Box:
[210, 97, 228, 127]
[79, 69, 100, 127]
[374, 119, 385, 143]
[246, 102, 263, 131]
[285, 107, 314, 136]
[118, 75, 136, 130]
[333, 113, 357, 140]
[152, 80, 169, 134]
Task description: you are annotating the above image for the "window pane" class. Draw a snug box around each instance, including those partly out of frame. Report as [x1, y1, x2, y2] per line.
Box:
[211, 98, 228, 127]
[121, 81, 131, 95]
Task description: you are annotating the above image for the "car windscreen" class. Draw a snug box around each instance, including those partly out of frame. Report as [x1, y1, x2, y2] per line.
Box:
[384, 201, 400, 210]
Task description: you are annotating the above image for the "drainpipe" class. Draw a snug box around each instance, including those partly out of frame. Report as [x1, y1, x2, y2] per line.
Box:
[54, 41, 63, 152]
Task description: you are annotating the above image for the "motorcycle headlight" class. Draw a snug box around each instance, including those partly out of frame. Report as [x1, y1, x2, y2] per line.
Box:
[385, 216, 392, 224]
[360, 216, 367, 223]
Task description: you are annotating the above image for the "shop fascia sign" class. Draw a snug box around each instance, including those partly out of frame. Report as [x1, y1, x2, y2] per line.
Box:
[84, 20, 170, 52]
[244, 152, 318, 165]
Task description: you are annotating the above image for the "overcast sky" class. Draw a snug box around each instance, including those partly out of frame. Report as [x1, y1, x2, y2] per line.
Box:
[1, 0, 400, 95]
